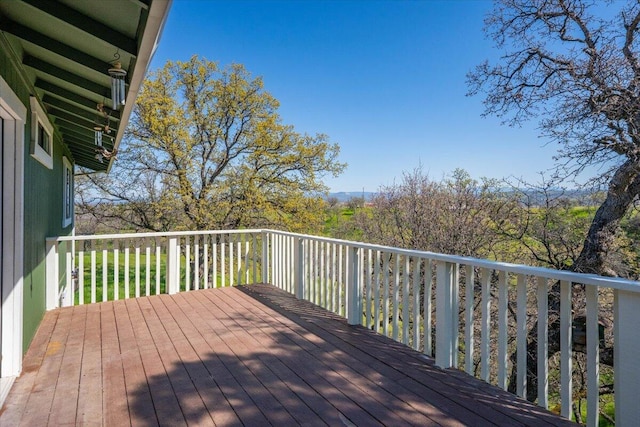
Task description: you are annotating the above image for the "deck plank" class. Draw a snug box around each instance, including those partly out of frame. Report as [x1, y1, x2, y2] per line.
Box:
[1, 285, 578, 427]
[101, 301, 131, 427]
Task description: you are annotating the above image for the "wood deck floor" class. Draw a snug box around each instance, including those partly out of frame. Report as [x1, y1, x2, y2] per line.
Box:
[0, 284, 577, 426]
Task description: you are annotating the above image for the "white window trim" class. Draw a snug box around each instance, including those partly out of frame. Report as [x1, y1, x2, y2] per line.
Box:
[29, 96, 53, 169]
[62, 157, 73, 228]
[0, 75, 26, 390]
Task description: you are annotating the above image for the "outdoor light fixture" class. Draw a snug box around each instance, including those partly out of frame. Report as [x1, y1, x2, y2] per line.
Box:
[108, 52, 127, 109]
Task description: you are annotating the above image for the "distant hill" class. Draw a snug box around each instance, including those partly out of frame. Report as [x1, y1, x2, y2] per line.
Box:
[327, 188, 599, 205]
[328, 192, 377, 202]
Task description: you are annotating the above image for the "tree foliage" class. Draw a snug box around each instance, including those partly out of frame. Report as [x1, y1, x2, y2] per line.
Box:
[78, 56, 344, 233]
[356, 167, 512, 258]
[468, 0, 640, 276]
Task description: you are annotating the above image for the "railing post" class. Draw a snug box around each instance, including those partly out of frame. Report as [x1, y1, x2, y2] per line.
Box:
[614, 289, 640, 425]
[295, 237, 305, 299]
[167, 237, 179, 294]
[262, 231, 269, 284]
[346, 246, 361, 325]
[61, 241, 73, 307]
[45, 239, 59, 310]
[435, 261, 455, 369]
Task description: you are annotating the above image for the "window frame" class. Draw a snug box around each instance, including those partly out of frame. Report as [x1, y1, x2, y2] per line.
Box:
[29, 96, 53, 169]
[62, 157, 73, 228]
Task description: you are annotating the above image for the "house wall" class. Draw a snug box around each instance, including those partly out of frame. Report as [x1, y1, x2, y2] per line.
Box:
[0, 41, 75, 353]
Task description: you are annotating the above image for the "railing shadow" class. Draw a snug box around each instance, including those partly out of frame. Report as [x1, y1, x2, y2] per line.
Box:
[128, 285, 577, 426]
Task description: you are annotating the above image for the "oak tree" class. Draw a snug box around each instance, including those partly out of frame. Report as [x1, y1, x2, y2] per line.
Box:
[78, 56, 345, 233]
[468, 0, 640, 277]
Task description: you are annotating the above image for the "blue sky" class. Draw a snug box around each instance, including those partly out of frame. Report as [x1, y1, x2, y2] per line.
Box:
[150, 0, 565, 192]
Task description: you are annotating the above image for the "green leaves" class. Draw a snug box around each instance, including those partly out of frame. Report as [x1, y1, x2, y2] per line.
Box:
[80, 55, 345, 233]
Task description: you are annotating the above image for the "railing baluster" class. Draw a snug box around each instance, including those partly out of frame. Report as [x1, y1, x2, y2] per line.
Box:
[465, 265, 474, 375]
[212, 235, 218, 288]
[194, 238, 200, 290]
[325, 242, 331, 308]
[91, 241, 96, 304]
[435, 261, 455, 368]
[221, 235, 226, 287]
[383, 254, 390, 337]
[346, 245, 361, 325]
[452, 263, 459, 368]
[481, 267, 491, 382]
[124, 242, 130, 299]
[65, 247, 73, 307]
[560, 280, 572, 419]
[135, 242, 141, 298]
[516, 273, 527, 399]
[614, 288, 640, 425]
[102, 241, 108, 302]
[145, 239, 151, 296]
[252, 235, 257, 283]
[78, 245, 84, 305]
[586, 284, 599, 426]
[424, 259, 432, 356]
[338, 244, 344, 316]
[497, 270, 508, 390]
[393, 255, 400, 341]
[113, 244, 119, 301]
[166, 237, 178, 294]
[245, 238, 250, 285]
[314, 240, 319, 304]
[331, 243, 336, 311]
[319, 241, 325, 306]
[537, 276, 549, 409]
[184, 237, 191, 292]
[412, 256, 421, 351]
[203, 237, 209, 290]
[304, 239, 313, 301]
[365, 249, 372, 328]
[155, 239, 161, 294]
[402, 255, 410, 345]
[229, 234, 234, 287]
[237, 236, 242, 286]
[373, 250, 381, 333]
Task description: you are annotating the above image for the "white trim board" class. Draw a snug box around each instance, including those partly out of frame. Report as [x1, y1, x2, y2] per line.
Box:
[0, 75, 26, 387]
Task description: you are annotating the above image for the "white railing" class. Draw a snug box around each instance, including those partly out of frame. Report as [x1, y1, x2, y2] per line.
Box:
[46, 229, 640, 426]
[46, 230, 268, 307]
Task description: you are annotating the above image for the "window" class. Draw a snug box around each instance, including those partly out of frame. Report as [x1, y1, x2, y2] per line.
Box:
[29, 96, 53, 169]
[62, 157, 73, 228]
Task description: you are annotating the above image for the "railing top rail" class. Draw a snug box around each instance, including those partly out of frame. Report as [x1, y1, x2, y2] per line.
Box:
[265, 229, 640, 293]
[46, 228, 265, 243]
[47, 228, 640, 292]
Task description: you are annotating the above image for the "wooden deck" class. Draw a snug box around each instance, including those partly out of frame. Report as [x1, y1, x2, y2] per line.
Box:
[0, 284, 576, 426]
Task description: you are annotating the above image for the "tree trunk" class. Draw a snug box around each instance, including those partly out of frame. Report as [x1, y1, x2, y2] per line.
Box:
[507, 159, 640, 400]
[573, 158, 640, 277]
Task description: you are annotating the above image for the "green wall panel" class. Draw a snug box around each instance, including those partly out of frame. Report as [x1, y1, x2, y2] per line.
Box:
[0, 42, 74, 353]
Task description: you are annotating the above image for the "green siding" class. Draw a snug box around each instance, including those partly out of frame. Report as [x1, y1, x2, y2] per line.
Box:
[0, 40, 75, 353]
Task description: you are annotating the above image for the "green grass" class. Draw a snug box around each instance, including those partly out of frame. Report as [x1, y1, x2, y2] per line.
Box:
[74, 250, 169, 304]
[74, 250, 263, 304]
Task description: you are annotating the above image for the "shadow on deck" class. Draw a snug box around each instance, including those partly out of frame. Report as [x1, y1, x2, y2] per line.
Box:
[0, 284, 576, 426]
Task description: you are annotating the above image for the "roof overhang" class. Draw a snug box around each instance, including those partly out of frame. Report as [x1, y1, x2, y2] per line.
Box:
[0, 0, 172, 172]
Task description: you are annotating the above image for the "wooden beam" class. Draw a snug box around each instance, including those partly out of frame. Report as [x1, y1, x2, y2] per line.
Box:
[54, 117, 96, 136]
[0, 19, 108, 75]
[20, 0, 138, 56]
[65, 136, 114, 153]
[46, 106, 96, 128]
[23, 56, 111, 99]
[35, 79, 121, 121]
[43, 95, 101, 123]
